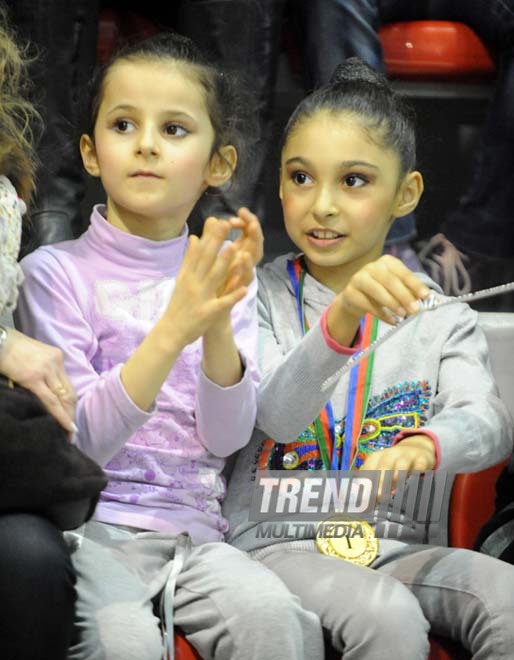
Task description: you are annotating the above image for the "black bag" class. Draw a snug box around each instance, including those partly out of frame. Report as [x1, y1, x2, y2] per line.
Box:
[0, 375, 107, 530]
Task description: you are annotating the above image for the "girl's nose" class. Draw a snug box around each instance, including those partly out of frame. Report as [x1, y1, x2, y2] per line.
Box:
[312, 185, 339, 220]
[137, 125, 159, 157]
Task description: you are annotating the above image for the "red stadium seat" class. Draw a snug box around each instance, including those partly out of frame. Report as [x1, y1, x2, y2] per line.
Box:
[428, 636, 469, 660]
[379, 21, 496, 79]
[174, 630, 202, 660]
[449, 461, 508, 550]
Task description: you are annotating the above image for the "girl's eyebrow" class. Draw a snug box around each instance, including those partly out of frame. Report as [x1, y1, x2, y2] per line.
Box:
[340, 160, 380, 170]
[285, 156, 380, 170]
[106, 104, 196, 122]
[106, 104, 138, 115]
[284, 156, 311, 167]
[161, 110, 197, 122]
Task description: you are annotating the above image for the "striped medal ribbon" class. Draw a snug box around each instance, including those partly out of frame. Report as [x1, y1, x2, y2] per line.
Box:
[287, 257, 378, 470]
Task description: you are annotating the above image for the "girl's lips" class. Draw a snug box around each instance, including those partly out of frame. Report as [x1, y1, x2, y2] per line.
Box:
[306, 232, 345, 248]
[131, 171, 161, 178]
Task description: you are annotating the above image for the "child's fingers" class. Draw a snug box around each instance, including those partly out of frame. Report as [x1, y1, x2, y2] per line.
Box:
[375, 256, 431, 301]
[229, 217, 245, 229]
[345, 258, 431, 323]
[390, 456, 412, 473]
[229, 227, 264, 268]
[222, 253, 255, 295]
[339, 286, 387, 325]
[342, 279, 405, 325]
[181, 234, 201, 269]
[201, 216, 232, 247]
[361, 451, 396, 501]
[411, 453, 433, 472]
[228, 207, 257, 233]
[360, 451, 381, 472]
[205, 285, 249, 322]
[208, 242, 239, 293]
[369, 276, 418, 321]
[349, 270, 408, 319]
[233, 221, 264, 260]
[362, 441, 434, 500]
[237, 206, 260, 224]
[239, 251, 255, 276]
[217, 253, 244, 296]
[195, 217, 232, 277]
[363, 450, 412, 500]
[370, 260, 421, 310]
[216, 285, 248, 312]
[363, 445, 417, 473]
[246, 218, 264, 264]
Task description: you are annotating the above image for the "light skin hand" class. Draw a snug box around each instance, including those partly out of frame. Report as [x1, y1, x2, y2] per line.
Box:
[196, 215, 256, 385]
[361, 434, 437, 498]
[201, 209, 263, 386]
[121, 217, 248, 410]
[0, 328, 77, 433]
[164, 217, 248, 345]
[221, 207, 264, 293]
[327, 255, 431, 346]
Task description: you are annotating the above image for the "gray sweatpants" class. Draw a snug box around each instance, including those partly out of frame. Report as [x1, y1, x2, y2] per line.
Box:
[253, 540, 514, 659]
[65, 521, 324, 660]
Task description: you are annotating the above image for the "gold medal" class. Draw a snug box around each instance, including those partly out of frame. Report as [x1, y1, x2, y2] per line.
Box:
[315, 517, 378, 566]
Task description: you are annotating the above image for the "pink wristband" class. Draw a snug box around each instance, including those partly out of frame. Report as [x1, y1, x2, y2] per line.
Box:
[320, 305, 361, 354]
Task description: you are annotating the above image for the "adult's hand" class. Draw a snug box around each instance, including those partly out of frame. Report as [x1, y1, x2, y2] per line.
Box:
[0, 327, 77, 433]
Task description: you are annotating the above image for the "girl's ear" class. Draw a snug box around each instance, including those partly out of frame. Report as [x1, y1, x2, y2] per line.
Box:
[205, 145, 237, 187]
[80, 134, 101, 177]
[393, 171, 424, 218]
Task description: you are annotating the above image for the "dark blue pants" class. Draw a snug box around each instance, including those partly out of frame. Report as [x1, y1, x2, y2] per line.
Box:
[0, 513, 76, 660]
[298, 0, 514, 256]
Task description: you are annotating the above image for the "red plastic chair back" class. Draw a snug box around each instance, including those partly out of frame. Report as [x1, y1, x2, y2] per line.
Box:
[379, 21, 496, 79]
[448, 460, 508, 549]
[429, 635, 470, 660]
[174, 631, 201, 660]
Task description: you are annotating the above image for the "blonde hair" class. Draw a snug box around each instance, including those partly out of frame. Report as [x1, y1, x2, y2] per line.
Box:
[0, 7, 40, 203]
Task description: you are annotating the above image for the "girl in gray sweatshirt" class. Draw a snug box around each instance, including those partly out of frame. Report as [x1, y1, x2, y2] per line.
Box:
[223, 58, 514, 659]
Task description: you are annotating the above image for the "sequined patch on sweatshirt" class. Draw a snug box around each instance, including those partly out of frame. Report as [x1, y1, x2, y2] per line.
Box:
[257, 380, 432, 471]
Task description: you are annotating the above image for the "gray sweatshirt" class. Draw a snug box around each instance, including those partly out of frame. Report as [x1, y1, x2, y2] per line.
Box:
[223, 254, 513, 552]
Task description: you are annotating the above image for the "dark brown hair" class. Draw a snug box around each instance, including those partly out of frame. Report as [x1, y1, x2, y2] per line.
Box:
[0, 5, 40, 202]
[283, 57, 417, 176]
[84, 31, 256, 185]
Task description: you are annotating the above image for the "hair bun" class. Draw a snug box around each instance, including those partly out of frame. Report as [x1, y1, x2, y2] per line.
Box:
[330, 57, 388, 88]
